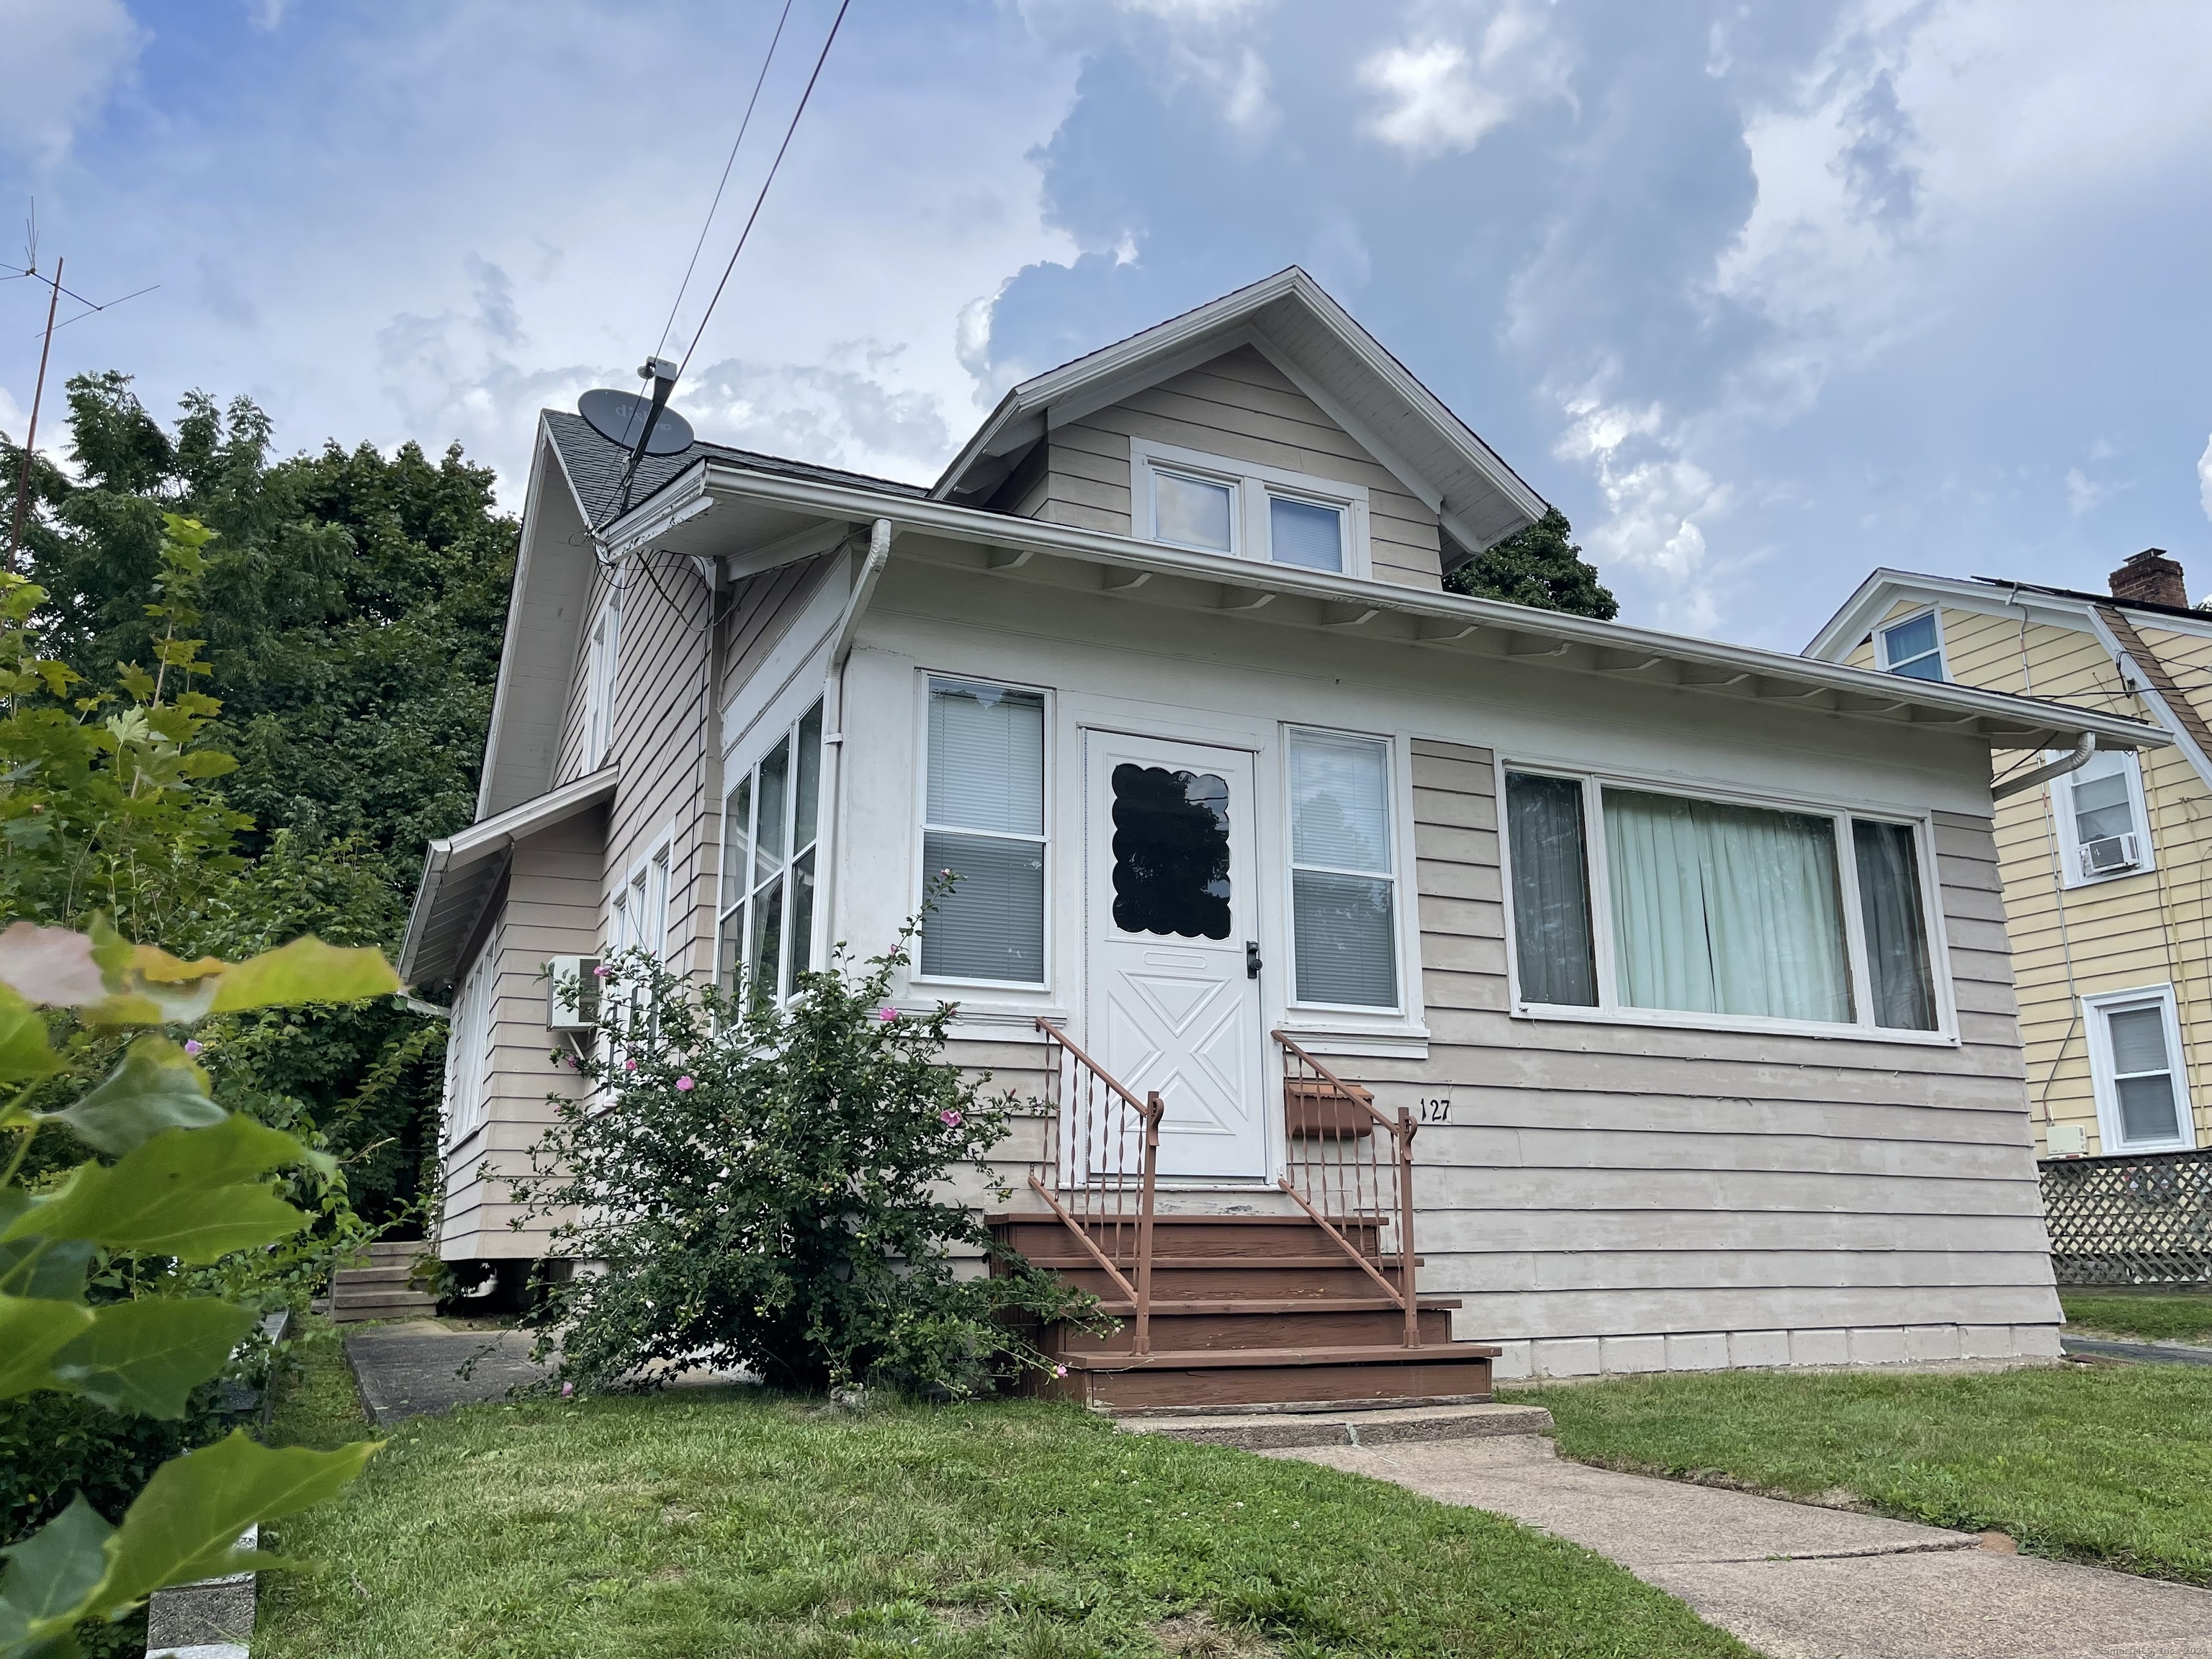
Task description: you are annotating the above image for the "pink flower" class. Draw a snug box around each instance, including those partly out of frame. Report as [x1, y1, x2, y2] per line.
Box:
[624, 1057, 637, 1071]
[561, 1381, 574, 1398]
[182, 1039, 202, 1056]
[1053, 1364, 1068, 1377]
[675, 1076, 696, 1092]
[940, 1110, 963, 1128]
[878, 1006, 899, 1022]
[591, 964, 610, 978]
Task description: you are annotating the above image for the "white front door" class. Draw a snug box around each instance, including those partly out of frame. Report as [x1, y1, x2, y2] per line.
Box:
[1084, 732, 1268, 1181]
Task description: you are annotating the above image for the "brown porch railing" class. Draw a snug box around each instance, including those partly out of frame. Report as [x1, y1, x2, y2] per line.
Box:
[1031, 1017, 1164, 1354]
[1273, 1031, 1420, 1346]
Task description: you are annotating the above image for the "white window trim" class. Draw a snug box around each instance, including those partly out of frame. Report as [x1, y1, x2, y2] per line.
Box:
[911, 670, 1053, 992]
[1874, 605, 1947, 682]
[1494, 756, 1960, 1046]
[443, 945, 495, 1150]
[2050, 748, 2155, 890]
[2083, 984, 2198, 1154]
[1280, 725, 1413, 1021]
[716, 704, 826, 1003]
[583, 590, 622, 770]
[1129, 436, 1371, 579]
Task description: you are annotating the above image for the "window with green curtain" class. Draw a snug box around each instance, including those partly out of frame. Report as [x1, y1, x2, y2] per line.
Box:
[1603, 788, 1851, 1023]
[1506, 771, 1597, 1007]
[1851, 819, 1937, 1030]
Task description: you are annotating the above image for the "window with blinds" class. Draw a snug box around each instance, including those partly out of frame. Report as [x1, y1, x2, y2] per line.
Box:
[719, 703, 823, 1003]
[918, 677, 1047, 985]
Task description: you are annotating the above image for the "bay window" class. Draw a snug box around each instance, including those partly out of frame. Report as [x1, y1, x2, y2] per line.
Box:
[1287, 729, 1400, 1010]
[1504, 768, 1943, 1035]
[719, 702, 822, 1002]
[918, 677, 1047, 985]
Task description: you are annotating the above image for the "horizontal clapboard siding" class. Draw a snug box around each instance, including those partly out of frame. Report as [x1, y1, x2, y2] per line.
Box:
[1025, 346, 1444, 591]
[1362, 737, 2056, 1359]
[439, 814, 600, 1259]
[1859, 601, 2212, 1156]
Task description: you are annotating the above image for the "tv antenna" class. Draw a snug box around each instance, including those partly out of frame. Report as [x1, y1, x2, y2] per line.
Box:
[6, 204, 159, 570]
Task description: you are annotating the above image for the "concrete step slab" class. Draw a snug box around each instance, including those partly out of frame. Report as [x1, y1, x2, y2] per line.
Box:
[1120, 1401, 1552, 1449]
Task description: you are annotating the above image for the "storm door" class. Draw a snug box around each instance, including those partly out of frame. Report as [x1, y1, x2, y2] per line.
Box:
[1084, 732, 1267, 1180]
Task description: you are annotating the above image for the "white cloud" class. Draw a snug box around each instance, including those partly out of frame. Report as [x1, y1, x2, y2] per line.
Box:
[2199, 434, 2212, 524]
[2065, 467, 2106, 517]
[0, 0, 141, 163]
[1359, 6, 1569, 160]
[1554, 394, 1732, 632]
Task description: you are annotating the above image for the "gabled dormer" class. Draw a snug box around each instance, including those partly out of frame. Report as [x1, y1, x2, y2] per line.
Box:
[934, 268, 1546, 592]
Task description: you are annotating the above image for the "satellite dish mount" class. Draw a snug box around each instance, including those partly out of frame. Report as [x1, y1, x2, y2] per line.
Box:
[577, 356, 695, 526]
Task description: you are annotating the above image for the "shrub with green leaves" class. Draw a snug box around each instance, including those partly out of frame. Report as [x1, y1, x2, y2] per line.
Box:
[514, 921, 1097, 1398]
[0, 924, 395, 1658]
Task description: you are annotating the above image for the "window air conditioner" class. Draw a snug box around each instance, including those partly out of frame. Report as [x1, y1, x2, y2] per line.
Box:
[545, 956, 601, 1030]
[2080, 833, 2141, 878]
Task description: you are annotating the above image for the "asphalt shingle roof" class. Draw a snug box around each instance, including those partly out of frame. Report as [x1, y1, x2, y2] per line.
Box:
[544, 408, 925, 529]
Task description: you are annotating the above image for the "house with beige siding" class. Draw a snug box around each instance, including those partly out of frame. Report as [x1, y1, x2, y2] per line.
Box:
[400, 269, 2160, 1401]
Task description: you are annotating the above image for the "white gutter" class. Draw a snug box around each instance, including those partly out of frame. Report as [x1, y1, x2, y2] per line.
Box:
[600, 464, 2167, 755]
[816, 518, 895, 971]
[1991, 732, 2095, 801]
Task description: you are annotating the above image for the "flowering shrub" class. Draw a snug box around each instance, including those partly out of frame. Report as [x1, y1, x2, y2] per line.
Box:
[512, 917, 1097, 1397]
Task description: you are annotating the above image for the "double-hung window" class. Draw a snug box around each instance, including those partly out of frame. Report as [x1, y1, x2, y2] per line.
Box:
[583, 593, 621, 768]
[918, 676, 1046, 985]
[1503, 769, 1944, 1035]
[1876, 609, 1944, 681]
[444, 947, 495, 1146]
[719, 703, 823, 1002]
[1133, 439, 1367, 577]
[2085, 987, 2195, 1151]
[1287, 730, 1400, 1010]
[2051, 749, 2152, 886]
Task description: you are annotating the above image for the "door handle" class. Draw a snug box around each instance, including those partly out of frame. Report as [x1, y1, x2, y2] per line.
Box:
[1246, 941, 1262, 979]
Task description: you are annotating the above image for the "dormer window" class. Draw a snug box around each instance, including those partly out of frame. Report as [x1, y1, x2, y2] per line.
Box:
[1876, 609, 1945, 681]
[1153, 467, 1236, 552]
[1133, 438, 1369, 578]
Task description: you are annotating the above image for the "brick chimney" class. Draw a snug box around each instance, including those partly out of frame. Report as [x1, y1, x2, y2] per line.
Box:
[2109, 548, 2188, 609]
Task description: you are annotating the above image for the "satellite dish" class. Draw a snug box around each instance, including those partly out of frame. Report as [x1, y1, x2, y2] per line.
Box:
[577, 387, 694, 455]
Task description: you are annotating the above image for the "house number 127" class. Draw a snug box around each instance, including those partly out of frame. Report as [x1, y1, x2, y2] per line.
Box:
[1416, 1095, 1452, 1124]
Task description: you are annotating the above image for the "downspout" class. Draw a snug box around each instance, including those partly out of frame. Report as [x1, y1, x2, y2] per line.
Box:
[1990, 731, 2095, 801]
[816, 517, 895, 968]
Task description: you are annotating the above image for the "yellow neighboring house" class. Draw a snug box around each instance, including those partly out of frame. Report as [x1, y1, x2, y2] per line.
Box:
[1807, 550, 2211, 1168]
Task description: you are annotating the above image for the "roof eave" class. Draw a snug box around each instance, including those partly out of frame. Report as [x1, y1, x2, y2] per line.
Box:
[687, 459, 2166, 755]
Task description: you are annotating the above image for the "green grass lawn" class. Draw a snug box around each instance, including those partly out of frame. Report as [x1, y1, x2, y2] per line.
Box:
[1507, 1364, 2212, 1586]
[254, 1333, 1748, 1659]
[2061, 1288, 2212, 1345]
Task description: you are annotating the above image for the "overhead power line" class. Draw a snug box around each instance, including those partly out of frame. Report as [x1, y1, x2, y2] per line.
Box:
[654, 0, 799, 362]
[674, 0, 853, 382]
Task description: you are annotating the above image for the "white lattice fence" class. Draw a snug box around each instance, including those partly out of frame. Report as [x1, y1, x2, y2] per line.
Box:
[2040, 1147, 2212, 1285]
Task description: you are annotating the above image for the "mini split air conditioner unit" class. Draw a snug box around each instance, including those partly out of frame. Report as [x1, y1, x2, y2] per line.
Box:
[2080, 833, 2142, 879]
[544, 956, 602, 1031]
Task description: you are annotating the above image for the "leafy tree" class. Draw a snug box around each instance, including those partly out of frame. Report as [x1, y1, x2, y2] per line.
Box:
[516, 923, 1098, 1398]
[0, 924, 392, 1656]
[1448, 508, 1619, 621]
[4, 374, 518, 1222]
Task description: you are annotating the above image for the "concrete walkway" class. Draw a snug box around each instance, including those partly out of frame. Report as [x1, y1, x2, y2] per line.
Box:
[343, 1320, 552, 1424]
[1277, 1432, 2212, 1658]
[2064, 1334, 2212, 1367]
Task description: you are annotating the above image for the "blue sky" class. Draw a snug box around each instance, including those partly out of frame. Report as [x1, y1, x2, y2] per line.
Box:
[5, 0, 2211, 649]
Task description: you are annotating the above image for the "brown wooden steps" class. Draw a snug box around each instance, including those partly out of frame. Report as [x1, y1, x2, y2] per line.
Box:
[330, 1240, 438, 1324]
[988, 1211, 1498, 1411]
